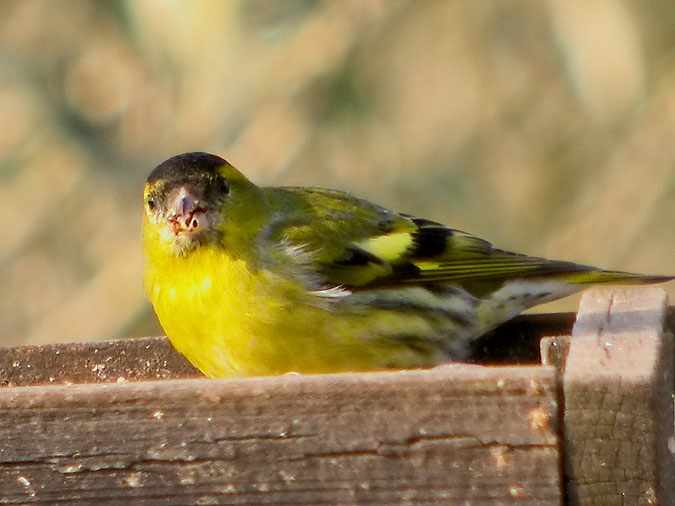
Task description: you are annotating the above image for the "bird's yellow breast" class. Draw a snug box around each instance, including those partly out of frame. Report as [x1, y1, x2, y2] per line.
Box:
[145, 245, 297, 376]
[144, 245, 435, 377]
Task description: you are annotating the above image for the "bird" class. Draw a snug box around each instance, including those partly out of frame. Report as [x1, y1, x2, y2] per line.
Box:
[142, 152, 673, 378]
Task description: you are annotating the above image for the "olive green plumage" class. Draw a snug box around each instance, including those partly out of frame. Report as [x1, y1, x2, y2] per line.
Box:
[143, 152, 673, 377]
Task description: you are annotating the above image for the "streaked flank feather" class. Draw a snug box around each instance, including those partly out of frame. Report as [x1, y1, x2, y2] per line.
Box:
[143, 152, 674, 377]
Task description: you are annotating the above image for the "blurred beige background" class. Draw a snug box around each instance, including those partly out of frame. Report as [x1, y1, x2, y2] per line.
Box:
[1, 0, 673, 347]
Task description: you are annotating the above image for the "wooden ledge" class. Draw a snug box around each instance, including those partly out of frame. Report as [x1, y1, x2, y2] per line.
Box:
[0, 366, 560, 505]
[0, 288, 673, 506]
[0, 336, 200, 388]
[564, 288, 674, 505]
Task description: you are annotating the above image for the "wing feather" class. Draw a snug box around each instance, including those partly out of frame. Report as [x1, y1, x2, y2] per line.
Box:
[260, 187, 596, 292]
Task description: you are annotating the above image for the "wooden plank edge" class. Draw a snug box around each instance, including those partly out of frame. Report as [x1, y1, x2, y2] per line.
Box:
[0, 365, 563, 506]
[563, 287, 674, 506]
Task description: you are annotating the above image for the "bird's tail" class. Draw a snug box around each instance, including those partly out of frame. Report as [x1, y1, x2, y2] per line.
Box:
[564, 269, 674, 286]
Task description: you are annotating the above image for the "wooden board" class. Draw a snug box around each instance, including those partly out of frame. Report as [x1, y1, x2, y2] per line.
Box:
[0, 366, 562, 506]
[0, 337, 200, 388]
[563, 288, 674, 506]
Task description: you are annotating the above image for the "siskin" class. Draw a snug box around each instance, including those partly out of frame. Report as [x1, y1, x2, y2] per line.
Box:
[143, 152, 673, 377]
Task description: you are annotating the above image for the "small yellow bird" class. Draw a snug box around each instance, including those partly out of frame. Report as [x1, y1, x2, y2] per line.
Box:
[143, 152, 672, 378]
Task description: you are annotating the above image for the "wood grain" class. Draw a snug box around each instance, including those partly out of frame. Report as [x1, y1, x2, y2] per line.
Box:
[564, 288, 674, 506]
[0, 337, 200, 388]
[0, 366, 562, 506]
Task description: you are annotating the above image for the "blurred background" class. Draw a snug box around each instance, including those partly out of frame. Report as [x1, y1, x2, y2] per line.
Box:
[1, 0, 673, 347]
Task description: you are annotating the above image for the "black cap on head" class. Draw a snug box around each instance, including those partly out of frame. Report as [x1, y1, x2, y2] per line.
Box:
[147, 152, 228, 184]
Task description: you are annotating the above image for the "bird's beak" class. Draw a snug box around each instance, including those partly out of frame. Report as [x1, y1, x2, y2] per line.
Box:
[167, 187, 208, 236]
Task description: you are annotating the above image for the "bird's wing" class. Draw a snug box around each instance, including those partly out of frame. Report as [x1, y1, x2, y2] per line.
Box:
[259, 187, 601, 296]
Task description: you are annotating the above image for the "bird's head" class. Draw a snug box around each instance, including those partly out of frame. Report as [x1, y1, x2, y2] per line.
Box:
[143, 152, 261, 257]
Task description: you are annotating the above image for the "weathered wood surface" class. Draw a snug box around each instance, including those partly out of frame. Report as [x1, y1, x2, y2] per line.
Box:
[1, 293, 673, 505]
[563, 288, 674, 506]
[0, 366, 562, 505]
[0, 337, 200, 388]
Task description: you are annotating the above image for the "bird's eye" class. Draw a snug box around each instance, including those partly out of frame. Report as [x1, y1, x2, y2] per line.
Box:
[218, 178, 230, 195]
[147, 199, 156, 211]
